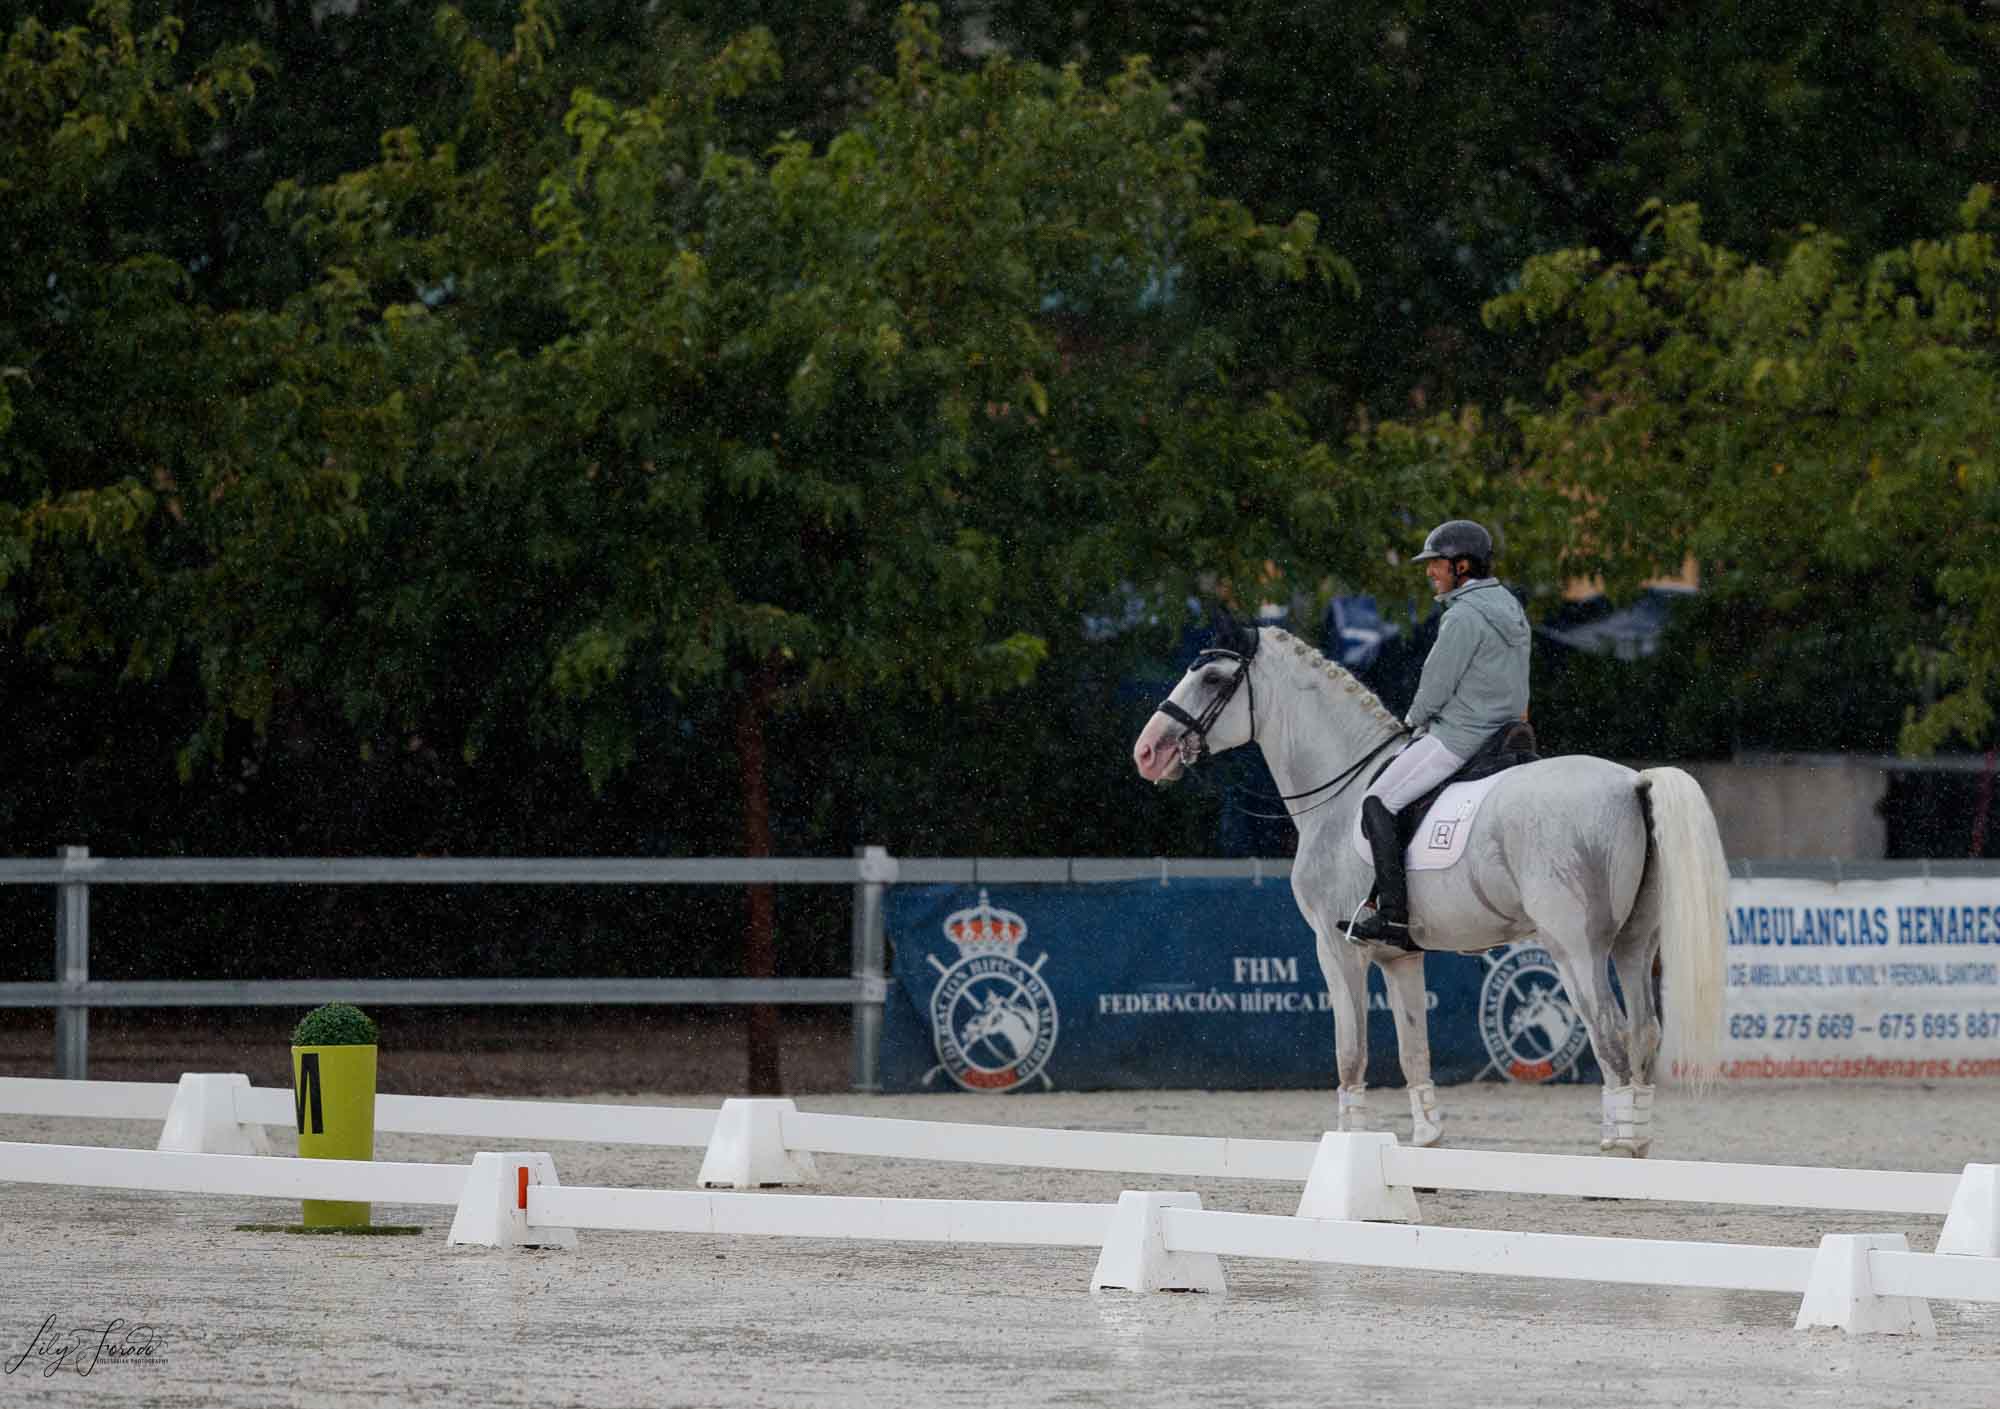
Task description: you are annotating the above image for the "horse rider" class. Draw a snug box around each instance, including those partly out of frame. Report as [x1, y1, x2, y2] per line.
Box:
[1344, 519, 1531, 947]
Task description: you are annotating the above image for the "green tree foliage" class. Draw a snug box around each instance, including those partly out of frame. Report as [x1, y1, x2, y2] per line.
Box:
[8, 0, 1997, 932]
[1486, 188, 2000, 754]
[990, 0, 2000, 413]
[164, 4, 1350, 791]
[0, 3, 262, 534]
[0, 4, 1394, 1073]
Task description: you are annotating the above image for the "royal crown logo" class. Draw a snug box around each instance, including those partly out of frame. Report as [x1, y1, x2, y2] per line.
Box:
[924, 890, 1060, 1092]
[944, 891, 1028, 954]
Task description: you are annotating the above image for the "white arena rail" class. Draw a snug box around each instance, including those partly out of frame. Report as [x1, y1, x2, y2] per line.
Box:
[0, 1077, 183, 1121]
[455, 1157, 2000, 1336]
[3, 1079, 1989, 1231]
[0, 1140, 467, 1204]
[6, 1137, 1998, 1336]
[1870, 1248, 2000, 1303]
[1168, 1207, 1820, 1291]
[1380, 1144, 1962, 1215]
[779, 1110, 1313, 1180]
[0, 1076, 719, 1150]
[237, 1086, 721, 1147]
[0, 1076, 1308, 1181]
[1293, 1134, 1998, 1257]
[1150, 1202, 2000, 1335]
[526, 1185, 1113, 1245]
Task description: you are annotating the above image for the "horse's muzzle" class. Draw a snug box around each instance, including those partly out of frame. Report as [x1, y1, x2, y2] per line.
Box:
[1132, 711, 1191, 784]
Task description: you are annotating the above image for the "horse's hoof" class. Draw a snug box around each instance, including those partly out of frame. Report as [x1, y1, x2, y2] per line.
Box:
[1411, 1121, 1444, 1148]
[1598, 1139, 1651, 1158]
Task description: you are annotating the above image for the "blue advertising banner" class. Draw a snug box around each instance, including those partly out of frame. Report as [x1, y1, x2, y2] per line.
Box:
[879, 880, 1606, 1093]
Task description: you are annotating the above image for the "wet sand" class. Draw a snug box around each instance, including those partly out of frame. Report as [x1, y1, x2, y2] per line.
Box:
[4, 1081, 1998, 1407]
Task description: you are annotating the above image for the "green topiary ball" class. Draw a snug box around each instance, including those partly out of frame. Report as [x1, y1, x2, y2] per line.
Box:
[291, 1003, 379, 1047]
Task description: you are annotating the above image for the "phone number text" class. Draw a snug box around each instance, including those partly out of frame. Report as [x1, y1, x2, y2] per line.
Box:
[1728, 1011, 2000, 1041]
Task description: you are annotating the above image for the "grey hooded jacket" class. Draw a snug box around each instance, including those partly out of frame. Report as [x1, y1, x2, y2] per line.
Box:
[1404, 578, 1531, 757]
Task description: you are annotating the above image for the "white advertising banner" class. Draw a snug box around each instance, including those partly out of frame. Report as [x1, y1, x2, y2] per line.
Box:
[1723, 877, 2000, 1081]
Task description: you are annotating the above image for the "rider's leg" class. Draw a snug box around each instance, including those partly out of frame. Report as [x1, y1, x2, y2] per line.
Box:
[1345, 735, 1464, 944]
[1352, 792, 1416, 924]
[1368, 734, 1469, 812]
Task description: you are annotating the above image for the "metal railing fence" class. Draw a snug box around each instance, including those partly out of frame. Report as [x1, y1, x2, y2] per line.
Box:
[0, 847, 1314, 1088]
[3, 848, 1995, 1088]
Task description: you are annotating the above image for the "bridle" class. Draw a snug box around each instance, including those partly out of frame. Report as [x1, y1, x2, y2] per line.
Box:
[1154, 628, 1409, 820]
[1157, 645, 1259, 770]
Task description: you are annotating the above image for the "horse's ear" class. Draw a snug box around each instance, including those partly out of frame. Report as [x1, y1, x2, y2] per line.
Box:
[1208, 602, 1237, 653]
[1210, 602, 1253, 657]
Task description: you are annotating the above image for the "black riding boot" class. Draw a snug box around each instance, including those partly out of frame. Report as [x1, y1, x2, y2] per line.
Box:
[1345, 796, 1416, 950]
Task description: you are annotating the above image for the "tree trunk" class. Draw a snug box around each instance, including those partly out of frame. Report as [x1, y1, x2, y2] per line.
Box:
[736, 662, 782, 1095]
[1973, 747, 1997, 860]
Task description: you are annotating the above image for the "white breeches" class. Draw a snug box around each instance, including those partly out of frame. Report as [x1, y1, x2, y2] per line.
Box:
[1365, 734, 1467, 813]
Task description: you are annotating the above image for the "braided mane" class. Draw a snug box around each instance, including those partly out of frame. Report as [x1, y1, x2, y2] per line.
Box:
[1263, 627, 1402, 733]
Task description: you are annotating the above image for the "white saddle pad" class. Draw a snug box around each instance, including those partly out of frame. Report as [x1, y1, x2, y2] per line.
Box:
[1351, 770, 1509, 872]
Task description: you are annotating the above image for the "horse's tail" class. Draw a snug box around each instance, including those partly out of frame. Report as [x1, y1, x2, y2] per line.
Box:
[1636, 767, 1729, 1089]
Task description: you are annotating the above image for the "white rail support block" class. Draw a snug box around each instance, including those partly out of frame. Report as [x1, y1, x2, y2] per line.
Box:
[698, 1099, 816, 1189]
[1794, 1234, 1935, 1338]
[1091, 1192, 1224, 1294]
[1936, 1164, 2000, 1257]
[156, 1073, 271, 1156]
[1295, 1132, 1420, 1223]
[447, 1152, 575, 1251]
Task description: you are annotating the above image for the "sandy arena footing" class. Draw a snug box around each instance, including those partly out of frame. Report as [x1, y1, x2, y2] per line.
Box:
[4, 1082, 1998, 1407]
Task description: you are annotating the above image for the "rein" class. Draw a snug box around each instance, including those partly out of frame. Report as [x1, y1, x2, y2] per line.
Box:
[1228, 730, 1406, 821]
[1154, 637, 1410, 821]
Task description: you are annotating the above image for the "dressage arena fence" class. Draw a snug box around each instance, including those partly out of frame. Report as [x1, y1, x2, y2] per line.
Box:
[5, 1076, 2000, 1337]
[14, 847, 1996, 1085]
[0, 847, 1339, 1085]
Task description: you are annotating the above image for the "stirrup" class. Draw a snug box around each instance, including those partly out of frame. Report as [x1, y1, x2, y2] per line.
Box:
[1342, 902, 1416, 951]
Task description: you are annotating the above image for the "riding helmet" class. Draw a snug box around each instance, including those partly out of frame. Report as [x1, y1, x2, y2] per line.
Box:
[1411, 519, 1494, 564]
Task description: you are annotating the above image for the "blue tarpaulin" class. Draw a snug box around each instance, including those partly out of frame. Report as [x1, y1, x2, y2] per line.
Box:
[879, 879, 1605, 1093]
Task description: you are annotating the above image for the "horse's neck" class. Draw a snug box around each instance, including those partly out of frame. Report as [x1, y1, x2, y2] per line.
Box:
[1250, 642, 1395, 847]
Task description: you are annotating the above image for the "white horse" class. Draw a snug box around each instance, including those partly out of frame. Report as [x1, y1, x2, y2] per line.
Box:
[1131, 613, 1729, 1155]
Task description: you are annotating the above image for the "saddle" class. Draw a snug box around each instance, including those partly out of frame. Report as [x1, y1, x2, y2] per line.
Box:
[1393, 719, 1539, 851]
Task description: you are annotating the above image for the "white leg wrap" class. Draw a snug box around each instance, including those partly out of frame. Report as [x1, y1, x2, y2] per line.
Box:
[1407, 1082, 1443, 1148]
[1600, 1082, 1655, 1157]
[1336, 1086, 1370, 1132]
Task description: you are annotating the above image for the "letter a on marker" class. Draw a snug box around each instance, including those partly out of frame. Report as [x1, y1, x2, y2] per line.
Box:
[295, 1052, 324, 1134]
